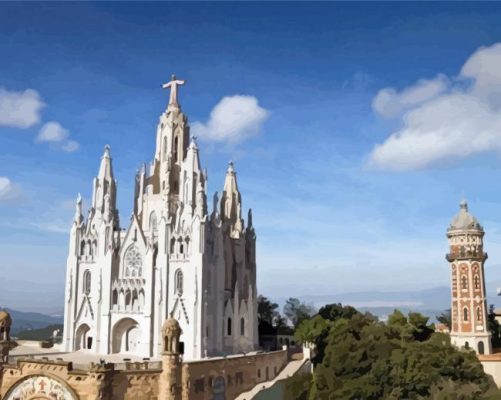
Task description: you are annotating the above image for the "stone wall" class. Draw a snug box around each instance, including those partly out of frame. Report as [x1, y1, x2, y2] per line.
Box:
[0, 350, 289, 400]
[182, 350, 288, 400]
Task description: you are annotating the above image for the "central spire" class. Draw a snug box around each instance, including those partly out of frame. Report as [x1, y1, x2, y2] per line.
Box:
[161, 74, 186, 107]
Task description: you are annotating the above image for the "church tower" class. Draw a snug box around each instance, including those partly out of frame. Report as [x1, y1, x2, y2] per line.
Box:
[446, 199, 491, 355]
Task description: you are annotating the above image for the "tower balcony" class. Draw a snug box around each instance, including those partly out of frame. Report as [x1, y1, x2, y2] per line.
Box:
[446, 251, 488, 262]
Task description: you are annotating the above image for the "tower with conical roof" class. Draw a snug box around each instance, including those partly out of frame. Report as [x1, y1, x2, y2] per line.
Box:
[446, 199, 491, 354]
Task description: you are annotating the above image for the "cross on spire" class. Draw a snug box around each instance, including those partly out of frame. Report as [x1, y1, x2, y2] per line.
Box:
[162, 74, 186, 106]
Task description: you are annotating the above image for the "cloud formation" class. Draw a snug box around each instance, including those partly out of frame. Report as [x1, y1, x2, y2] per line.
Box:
[0, 87, 44, 128]
[192, 95, 269, 143]
[0, 177, 22, 202]
[369, 43, 501, 171]
[37, 121, 79, 152]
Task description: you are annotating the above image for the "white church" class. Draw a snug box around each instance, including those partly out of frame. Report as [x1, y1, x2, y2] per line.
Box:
[62, 75, 259, 360]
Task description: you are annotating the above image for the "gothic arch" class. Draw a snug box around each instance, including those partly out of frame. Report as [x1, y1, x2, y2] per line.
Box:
[75, 323, 91, 350]
[112, 318, 141, 353]
[83, 270, 91, 295]
[175, 269, 183, 296]
[463, 307, 469, 321]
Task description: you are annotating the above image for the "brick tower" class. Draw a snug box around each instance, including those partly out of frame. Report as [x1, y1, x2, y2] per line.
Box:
[446, 199, 491, 355]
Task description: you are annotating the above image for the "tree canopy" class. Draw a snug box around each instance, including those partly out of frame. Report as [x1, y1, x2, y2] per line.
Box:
[293, 304, 501, 400]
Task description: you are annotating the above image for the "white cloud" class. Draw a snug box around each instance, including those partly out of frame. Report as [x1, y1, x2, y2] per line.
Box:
[0, 87, 44, 128]
[60, 139, 79, 153]
[192, 95, 269, 143]
[372, 75, 449, 118]
[0, 177, 22, 202]
[369, 43, 501, 171]
[37, 121, 79, 152]
[37, 121, 68, 142]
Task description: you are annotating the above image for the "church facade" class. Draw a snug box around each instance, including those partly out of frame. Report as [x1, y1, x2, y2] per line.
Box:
[62, 76, 258, 360]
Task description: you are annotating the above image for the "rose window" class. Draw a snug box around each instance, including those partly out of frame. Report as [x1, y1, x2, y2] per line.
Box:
[125, 246, 143, 277]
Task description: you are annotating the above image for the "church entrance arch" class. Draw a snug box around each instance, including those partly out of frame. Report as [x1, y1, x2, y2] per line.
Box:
[75, 323, 91, 350]
[112, 318, 141, 353]
[4, 375, 77, 400]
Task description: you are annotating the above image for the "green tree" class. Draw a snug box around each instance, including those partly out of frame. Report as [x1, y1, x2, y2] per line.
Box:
[488, 304, 501, 349]
[298, 307, 500, 400]
[257, 295, 279, 325]
[283, 297, 316, 328]
[436, 308, 452, 330]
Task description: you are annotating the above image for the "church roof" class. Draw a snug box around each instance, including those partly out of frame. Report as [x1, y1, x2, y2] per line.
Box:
[448, 199, 483, 232]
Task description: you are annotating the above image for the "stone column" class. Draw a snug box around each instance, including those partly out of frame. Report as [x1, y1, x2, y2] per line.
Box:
[159, 319, 182, 400]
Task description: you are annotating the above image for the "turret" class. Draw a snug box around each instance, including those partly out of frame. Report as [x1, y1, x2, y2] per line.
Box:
[159, 319, 182, 400]
[92, 145, 117, 216]
[446, 199, 491, 355]
[221, 161, 244, 238]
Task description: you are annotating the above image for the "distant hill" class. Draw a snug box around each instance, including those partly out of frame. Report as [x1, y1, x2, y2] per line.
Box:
[272, 286, 501, 322]
[15, 324, 63, 341]
[0, 308, 64, 335]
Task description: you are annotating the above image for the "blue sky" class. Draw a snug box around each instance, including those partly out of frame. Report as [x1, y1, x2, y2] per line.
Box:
[3, 3, 501, 310]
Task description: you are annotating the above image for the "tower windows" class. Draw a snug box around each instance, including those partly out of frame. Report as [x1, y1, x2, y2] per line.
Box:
[478, 341, 485, 355]
[463, 307, 469, 322]
[175, 269, 183, 296]
[477, 307, 482, 321]
[162, 136, 167, 161]
[227, 318, 232, 336]
[83, 270, 91, 295]
[80, 241, 86, 256]
[461, 275, 468, 290]
[474, 275, 480, 290]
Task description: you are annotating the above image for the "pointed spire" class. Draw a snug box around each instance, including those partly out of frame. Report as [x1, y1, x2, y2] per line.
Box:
[98, 145, 114, 181]
[92, 145, 117, 215]
[460, 197, 468, 211]
[189, 136, 198, 151]
[247, 208, 253, 229]
[221, 160, 243, 236]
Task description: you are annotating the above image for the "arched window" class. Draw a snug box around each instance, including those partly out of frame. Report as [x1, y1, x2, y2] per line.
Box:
[461, 275, 468, 290]
[149, 212, 158, 239]
[465, 341, 470, 349]
[474, 275, 480, 290]
[88, 240, 92, 256]
[240, 317, 245, 336]
[170, 237, 176, 254]
[477, 307, 482, 321]
[162, 136, 167, 161]
[227, 318, 232, 336]
[463, 307, 469, 321]
[112, 289, 118, 306]
[478, 341, 485, 355]
[124, 245, 143, 277]
[80, 241, 86, 256]
[175, 269, 183, 296]
[83, 270, 91, 295]
[174, 136, 179, 163]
